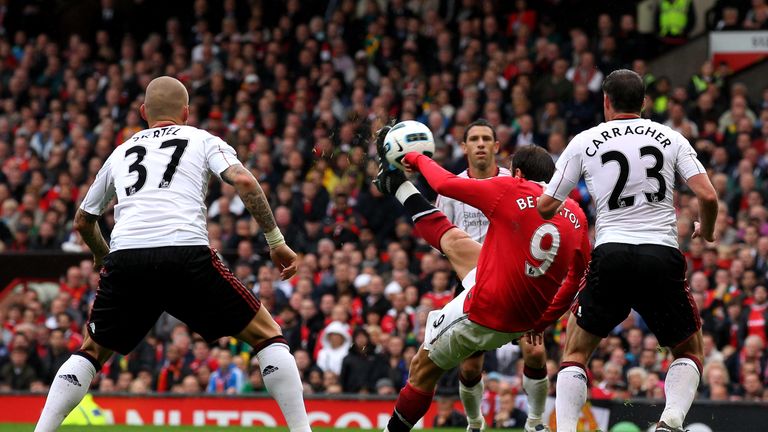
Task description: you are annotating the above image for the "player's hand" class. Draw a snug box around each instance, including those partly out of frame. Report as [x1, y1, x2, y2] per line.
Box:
[401, 158, 415, 174]
[93, 254, 106, 272]
[692, 221, 715, 242]
[524, 331, 544, 346]
[270, 244, 298, 280]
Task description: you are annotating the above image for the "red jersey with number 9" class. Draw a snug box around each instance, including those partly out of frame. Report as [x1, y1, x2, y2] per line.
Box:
[404, 153, 591, 333]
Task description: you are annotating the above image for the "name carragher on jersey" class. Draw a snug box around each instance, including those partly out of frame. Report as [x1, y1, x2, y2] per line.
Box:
[585, 124, 671, 157]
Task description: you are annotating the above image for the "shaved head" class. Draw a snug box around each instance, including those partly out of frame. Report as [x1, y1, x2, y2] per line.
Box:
[141, 76, 189, 125]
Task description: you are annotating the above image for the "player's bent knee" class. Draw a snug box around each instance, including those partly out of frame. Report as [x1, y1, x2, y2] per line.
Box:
[523, 345, 547, 369]
[459, 355, 483, 381]
[671, 330, 704, 364]
[252, 335, 290, 355]
[80, 335, 112, 365]
[237, 307, 283, 347]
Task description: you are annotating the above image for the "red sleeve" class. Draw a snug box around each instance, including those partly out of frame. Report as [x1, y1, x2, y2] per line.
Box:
[404, 152, 508, 216]
[534, 210, 592, 332]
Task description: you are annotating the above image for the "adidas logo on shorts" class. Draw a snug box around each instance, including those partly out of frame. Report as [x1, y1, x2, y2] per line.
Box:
[59, 374, 82, 386]
[262, 365, 279, 376]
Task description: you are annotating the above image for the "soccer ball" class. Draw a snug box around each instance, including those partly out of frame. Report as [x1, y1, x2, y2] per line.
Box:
[383, 120, 435, 170]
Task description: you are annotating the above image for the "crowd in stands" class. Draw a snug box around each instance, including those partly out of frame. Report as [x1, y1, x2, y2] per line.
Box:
[2, 0, 768, 421]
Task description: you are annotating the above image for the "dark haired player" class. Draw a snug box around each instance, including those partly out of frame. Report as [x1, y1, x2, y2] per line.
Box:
[538, 69, 718, 432]
[435, 119, 552, 432]
[375, 130, 591, 432]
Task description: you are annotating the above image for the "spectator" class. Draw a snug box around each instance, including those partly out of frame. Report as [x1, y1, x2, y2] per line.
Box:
[316, 321, 351, 375]
[0, 346, 38, 390]
[207, 351, 244, 394]
[432, 397, 468, 428]
[39, 328, 70, 384]
[493, 391, 529, 428]
[339, 327, 387, 393]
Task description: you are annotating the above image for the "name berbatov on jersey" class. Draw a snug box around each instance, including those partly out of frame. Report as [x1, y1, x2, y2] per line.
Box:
[515, 195, 581, 229]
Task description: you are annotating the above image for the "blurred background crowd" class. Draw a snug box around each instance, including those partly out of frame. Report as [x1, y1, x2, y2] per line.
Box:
[1, 0, 768, 425]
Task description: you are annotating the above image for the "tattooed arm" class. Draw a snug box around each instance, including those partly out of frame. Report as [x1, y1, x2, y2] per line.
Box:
[74, 208, 110, 269]
[221, 165, 277, 232]
[220, 165, 297, 279]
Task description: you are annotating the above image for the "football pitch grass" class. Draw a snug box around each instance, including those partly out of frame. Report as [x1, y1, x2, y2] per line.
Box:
[0, 426, 524, 432]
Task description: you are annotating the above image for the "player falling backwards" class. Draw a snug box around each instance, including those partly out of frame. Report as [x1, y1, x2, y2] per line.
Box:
[373, 126, 591, 432]
[35, 77, 311, 432]
[537, 69, 718, 432]
[433, 119, 557, 432]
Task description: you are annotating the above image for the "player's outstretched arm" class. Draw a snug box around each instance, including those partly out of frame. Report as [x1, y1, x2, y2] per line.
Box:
[73, 208, 110, 270]
[221, 165, 297, 279]
[402, 152, 506, 216]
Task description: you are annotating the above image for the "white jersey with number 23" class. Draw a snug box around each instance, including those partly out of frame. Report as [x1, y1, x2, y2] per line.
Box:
[545, 118, 705, 248]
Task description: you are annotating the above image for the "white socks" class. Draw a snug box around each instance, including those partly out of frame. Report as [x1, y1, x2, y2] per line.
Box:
[35, 354, 97, 432]
[555, 365, 588, 432]
[523, 374, 549, 426]
[660, 357, 700, 429]
[459, 379, 484, 428]
[257, 343, 312, 432]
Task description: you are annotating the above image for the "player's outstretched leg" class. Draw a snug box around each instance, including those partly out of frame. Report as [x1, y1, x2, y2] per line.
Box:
[521, 338, 550, 432]
[459, 353, 486, 432]
[656, 331, 703, 432]
[555, 315, 602, 432]
[237, 306, 311, 432]
[385, 347, 445, 432]
[35, 336, 112, 431]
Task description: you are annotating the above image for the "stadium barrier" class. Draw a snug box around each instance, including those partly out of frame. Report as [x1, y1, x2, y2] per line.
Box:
[709, 30, 768, 72]
[1, 393, 766, 431]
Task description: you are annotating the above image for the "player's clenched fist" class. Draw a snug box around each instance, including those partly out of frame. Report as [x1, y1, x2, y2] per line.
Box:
[270, 243, 298, 280]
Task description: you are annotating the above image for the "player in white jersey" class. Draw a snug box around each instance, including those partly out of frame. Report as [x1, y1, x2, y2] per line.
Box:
[436, 120, 512, 243]
[435, 119, 550, 432]
[537, 70, 718, 432]
[35, 77, 312, 432]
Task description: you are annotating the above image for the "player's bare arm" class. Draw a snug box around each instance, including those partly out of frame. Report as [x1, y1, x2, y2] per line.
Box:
[221, 164, 297, 279]
[537, 194, 561, 220]
[221, 164, 277, 232]
[73, 208, 110, 269]
[687, 173, 718, 242]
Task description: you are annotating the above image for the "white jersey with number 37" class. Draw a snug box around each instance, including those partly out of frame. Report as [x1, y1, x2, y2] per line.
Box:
[545, 118, 705, 248]
[80, 125, 241, 251]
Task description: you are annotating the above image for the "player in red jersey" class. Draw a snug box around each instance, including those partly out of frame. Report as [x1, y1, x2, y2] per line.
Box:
[373, 131, 591, 432]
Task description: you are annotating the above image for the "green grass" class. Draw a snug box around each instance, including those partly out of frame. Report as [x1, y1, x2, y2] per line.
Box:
[0, 426, 523, 432]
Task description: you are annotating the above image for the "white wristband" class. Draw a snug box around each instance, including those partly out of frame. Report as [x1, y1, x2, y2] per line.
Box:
[265, 227, 286, 249]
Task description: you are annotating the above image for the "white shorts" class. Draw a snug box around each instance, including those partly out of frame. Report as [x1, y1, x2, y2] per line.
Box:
[422, 268, 524, 370]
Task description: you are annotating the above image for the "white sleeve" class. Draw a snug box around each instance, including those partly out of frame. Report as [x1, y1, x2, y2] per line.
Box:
[204, 134, 242, 180]
[435, 194, 455, 224]
[674, 135, 706, 180]
[544, 136, 583, 201]
[80, 156, 116, 215]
